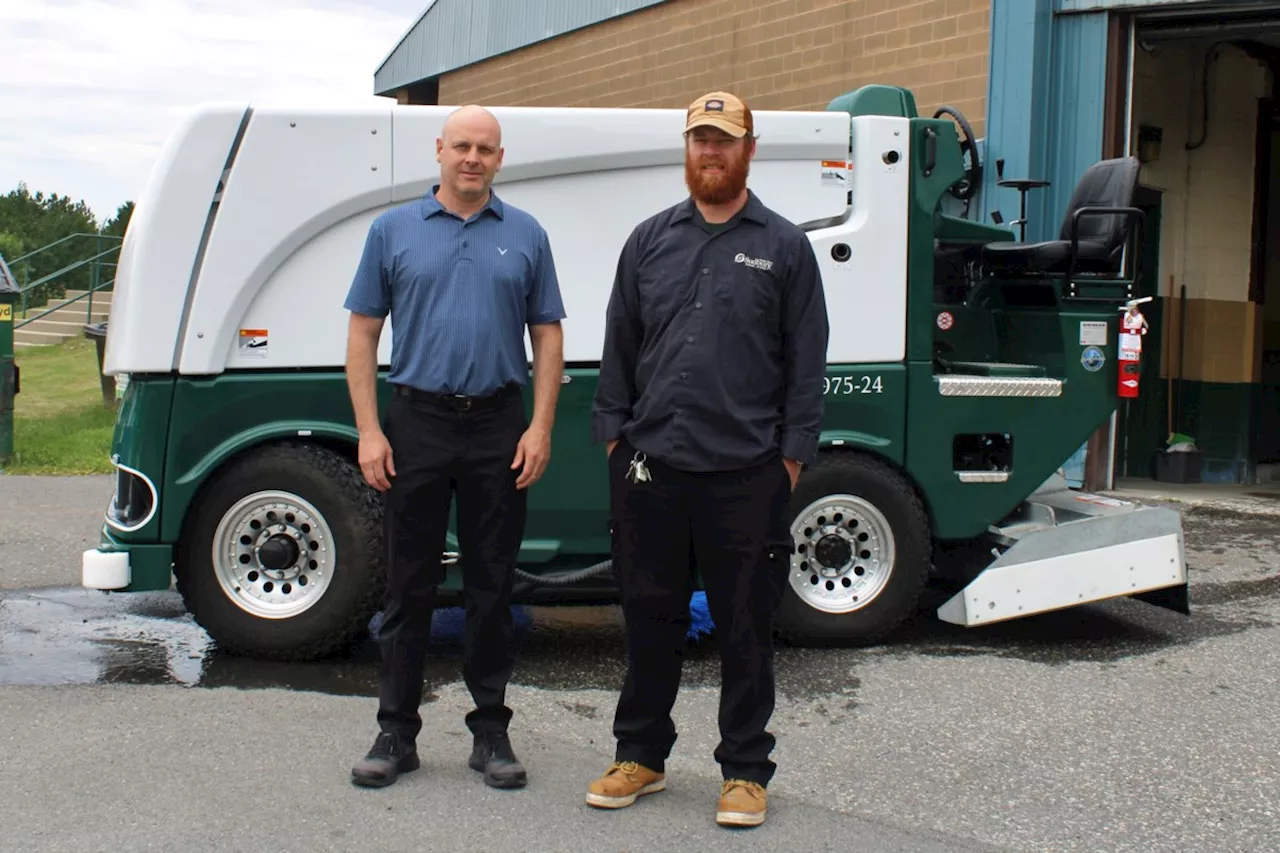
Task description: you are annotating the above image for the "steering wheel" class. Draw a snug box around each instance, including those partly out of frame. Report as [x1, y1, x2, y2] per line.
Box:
[932, 105, 982, 203]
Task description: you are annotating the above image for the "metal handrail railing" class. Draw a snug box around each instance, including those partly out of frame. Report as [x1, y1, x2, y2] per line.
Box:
[14, 247, 120, 317]
[15, 247, 120, 294]
[15, 278, 115, 329]
[7, 232, 122, 266]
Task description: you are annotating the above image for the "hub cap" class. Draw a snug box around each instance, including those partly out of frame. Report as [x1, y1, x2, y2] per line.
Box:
[789, 494, 894, 614]
[211, 490, 335, 619]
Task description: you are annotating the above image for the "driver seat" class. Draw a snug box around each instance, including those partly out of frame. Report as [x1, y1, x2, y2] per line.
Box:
[982, 156, 1142, 277]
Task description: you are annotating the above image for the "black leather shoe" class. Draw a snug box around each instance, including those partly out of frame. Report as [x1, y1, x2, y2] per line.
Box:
[351, 732, 420, 788]
[468, 731, 527, 789]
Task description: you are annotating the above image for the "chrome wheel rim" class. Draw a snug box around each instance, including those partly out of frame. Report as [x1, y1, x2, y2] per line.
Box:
[789, 494, 895, 614]
[211, 490, 335, 619]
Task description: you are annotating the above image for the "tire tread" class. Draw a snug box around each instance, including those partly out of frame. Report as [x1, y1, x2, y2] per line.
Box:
[175, 441, 385, 662]
[775, 450, 931, 647]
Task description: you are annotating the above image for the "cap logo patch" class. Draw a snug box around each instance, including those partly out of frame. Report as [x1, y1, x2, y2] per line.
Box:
[705, 99, 725, 112]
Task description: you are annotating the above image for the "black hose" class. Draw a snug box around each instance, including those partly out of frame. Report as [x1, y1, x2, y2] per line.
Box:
[514, 560, 614, 587]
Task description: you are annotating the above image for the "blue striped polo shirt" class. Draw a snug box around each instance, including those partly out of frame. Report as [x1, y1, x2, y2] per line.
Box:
[343, 187, 567, 397]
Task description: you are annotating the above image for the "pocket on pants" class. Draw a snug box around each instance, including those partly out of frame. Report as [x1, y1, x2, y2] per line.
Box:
[756, 538, 793, 612]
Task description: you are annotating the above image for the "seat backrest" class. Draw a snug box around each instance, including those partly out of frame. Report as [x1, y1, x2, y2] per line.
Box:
[1056, 156, 1141, 248]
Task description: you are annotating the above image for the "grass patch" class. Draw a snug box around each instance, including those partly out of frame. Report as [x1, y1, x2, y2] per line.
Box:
[3, 336, 116, 475]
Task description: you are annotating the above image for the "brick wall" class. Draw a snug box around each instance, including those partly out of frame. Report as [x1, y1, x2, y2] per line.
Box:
[432, 0, 991, 137]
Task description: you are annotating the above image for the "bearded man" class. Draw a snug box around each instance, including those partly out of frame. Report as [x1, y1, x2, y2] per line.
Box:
[585, 91, 830, 828]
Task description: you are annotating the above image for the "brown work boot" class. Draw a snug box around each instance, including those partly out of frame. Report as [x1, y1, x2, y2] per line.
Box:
[716, 779, 767, 827]
[584, 760, 666, 808]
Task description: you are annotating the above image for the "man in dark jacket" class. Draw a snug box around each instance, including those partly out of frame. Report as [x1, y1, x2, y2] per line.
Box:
[585, 90, 829, 828]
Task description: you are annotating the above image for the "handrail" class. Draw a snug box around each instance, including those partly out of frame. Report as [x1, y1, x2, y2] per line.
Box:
[16, 246, 121, 294]
[7, 232, 122, 266]
[15, 278, 115, 329]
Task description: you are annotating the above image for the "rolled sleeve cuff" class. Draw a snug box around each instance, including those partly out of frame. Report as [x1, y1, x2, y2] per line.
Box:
[780, 429, 819, 466]
[591, 412, 630, 445]
[344, 298, 388, 318]
[528, 309, 567, 325]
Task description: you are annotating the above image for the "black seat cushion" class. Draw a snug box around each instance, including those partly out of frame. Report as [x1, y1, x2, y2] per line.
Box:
[982, 238, 1113, 274]
[980, 157, 1140, 276]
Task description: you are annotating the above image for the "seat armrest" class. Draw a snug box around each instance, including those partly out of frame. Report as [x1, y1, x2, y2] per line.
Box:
[1066, 206, 1146, 281]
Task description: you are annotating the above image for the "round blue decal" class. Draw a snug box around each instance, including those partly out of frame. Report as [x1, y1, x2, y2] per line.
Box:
[1081, 346, 1105, 372]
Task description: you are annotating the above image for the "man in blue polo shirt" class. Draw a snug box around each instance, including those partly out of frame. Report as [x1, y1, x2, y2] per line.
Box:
[344, 104, 567, 790]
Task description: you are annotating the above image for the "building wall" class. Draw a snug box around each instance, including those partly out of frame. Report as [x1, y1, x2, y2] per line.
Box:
[433, 0, 991, 137]
[1131, 41, 1267, 385]
[1127, 40, 1271, 479]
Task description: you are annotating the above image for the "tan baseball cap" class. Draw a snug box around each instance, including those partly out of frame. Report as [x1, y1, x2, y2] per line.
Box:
[684, 91, 753, 138]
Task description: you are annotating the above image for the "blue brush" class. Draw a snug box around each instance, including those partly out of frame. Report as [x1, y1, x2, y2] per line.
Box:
[686, 590, 716, 641]
[367, 606, 533, 645]
[368, 594, 714, 644]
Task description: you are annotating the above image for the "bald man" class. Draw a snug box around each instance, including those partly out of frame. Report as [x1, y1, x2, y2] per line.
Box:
[345, 104, 567, 789]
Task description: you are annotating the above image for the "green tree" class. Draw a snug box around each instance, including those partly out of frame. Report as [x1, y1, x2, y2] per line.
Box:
[102, 201, 134, 240]
[0, 231, 24, 265]
[0, 183, 112, 306]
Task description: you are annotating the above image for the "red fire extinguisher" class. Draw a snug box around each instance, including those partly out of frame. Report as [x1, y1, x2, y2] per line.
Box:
[1117, 296, 1151, 398]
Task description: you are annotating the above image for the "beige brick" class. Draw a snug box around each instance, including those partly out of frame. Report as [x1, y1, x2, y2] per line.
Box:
[432, 0, 990, 138]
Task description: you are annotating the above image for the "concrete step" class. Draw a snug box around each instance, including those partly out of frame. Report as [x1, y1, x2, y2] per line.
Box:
[14, 328, 77, 347]
[17, 302, 109, 322]
[20, 318, 92, 336]
[13, 290, 112, 346]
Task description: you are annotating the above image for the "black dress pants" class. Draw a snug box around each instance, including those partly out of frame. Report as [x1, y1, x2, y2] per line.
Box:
[607, 437, 794, 787]
[375, 383, 527, 743]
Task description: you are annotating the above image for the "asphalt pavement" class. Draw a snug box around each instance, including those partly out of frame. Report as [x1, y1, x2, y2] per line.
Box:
[0, 474, 1277, 853]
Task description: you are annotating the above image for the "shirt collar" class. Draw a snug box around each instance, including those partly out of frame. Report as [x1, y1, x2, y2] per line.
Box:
[420, 185, 505, 220]
[672, 189, 768, 226]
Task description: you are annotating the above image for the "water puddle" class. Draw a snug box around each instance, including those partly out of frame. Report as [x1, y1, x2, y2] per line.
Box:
[1, 574, 1271, 697]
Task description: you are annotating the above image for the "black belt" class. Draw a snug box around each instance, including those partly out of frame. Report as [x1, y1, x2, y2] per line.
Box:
[392, 382, 520, 412]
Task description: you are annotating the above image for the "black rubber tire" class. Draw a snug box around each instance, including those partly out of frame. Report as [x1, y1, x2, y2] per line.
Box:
[174, 441, 385, 661]
[774, 451, 931, 646]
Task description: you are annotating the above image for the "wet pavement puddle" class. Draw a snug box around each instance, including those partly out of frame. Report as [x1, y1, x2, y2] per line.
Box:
[1, 575, 1273, 700]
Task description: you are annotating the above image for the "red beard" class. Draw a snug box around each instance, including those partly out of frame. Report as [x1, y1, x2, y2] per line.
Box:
[685, 151, 750, 205]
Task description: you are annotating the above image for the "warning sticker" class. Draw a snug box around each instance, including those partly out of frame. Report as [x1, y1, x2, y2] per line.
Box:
[820, 159, 851, 190]
[1079, 321, 1107, 346]
[238, 328, 268, 358]
[0, 305, 11, 322]
[1119, 332, 1143, 354]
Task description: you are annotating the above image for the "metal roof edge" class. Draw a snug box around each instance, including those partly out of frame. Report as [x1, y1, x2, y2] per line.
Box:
[372, 0, 670, 96]
[374, 0, 442, 77]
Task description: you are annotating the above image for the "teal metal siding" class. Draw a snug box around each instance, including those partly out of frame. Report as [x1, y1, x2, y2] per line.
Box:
[980, 0, 1055, 235]
[1041, 12, 1111, 241]
[982, 0, 1112, 244]
[374, 0, 670, 95]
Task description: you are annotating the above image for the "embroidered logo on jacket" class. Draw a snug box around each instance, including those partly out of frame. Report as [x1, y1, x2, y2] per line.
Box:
[734, 252, 773, 271]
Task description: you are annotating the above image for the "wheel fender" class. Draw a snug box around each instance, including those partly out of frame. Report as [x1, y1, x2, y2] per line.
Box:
[818, 430, 893, 453]
[163, 421, 358, 542]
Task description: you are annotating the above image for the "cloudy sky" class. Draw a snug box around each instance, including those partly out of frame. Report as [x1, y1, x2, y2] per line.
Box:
[2, 0, 427, 223]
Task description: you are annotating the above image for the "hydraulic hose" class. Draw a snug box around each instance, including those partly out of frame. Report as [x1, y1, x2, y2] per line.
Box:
[514, 559, 614, 587]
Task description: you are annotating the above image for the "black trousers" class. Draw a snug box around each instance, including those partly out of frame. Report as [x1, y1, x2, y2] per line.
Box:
[607, 437, 794, 787]
[375, 383, 528, 743]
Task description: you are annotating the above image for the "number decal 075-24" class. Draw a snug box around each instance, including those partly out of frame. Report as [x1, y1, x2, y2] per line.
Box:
[823, 375, 883, 395]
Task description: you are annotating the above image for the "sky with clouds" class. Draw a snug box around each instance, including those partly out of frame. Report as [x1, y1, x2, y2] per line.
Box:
[2, 0, 427, 223]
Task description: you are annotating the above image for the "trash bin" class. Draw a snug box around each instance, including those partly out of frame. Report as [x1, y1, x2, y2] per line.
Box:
[0, 254, 18, 463]
[83, 322, 116, 409]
